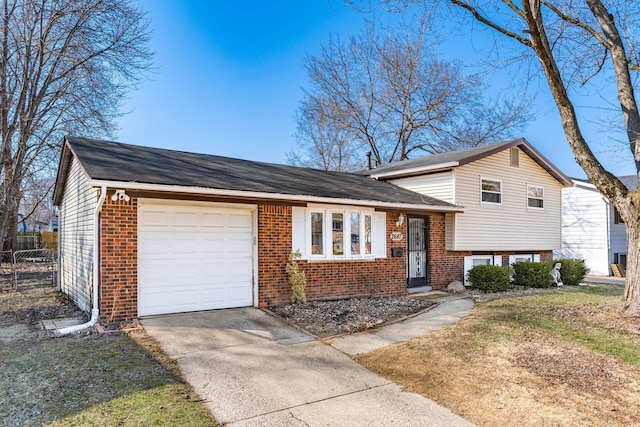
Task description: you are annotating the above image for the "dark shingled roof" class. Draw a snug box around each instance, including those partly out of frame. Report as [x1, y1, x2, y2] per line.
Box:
[360, 138, 572, 186]
[618, 175, 638, 191]
[54, 136, 460, 210]
[573, 175, 638, 191]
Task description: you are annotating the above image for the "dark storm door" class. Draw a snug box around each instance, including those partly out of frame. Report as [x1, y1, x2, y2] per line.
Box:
[407, 217, 428, 288]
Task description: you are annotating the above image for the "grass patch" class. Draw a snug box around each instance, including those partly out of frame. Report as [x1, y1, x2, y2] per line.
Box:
[357, 284, 640, 427]
[0, 285, 217, 426]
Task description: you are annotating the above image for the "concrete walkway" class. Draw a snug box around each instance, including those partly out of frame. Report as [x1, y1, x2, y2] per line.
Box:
[327, 292, 475, 355]
[583, 275, 625, 286]
[141, 300, 475, 427]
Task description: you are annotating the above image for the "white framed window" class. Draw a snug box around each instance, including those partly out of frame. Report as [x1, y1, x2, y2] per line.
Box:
[527, 185, 544, 209]
[292, 206, 385, 260]
[481, 178, 502, 205]
[310, 212, 324, 255]
[508, 254, 539, 265]
[464, 255, 499, 286]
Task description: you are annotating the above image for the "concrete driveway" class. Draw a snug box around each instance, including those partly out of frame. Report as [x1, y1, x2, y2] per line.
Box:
[142, 308, 474, 426]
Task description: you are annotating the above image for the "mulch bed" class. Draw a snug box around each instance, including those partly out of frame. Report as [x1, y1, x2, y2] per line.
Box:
[270, 296, 436, 338]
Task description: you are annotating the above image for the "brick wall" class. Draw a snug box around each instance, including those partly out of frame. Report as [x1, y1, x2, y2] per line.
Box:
[99, 194, 138, 322]
[258, 205, 409, 306]
[428, 214, 467, 289]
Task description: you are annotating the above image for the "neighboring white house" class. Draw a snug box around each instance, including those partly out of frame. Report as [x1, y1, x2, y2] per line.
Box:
[554, 176, 634, 276]
[363, 138, 573, 284]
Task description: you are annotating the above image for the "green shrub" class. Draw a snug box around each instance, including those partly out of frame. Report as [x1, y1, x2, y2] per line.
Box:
[552, 258, 589, 286]
[512, 261, 553, 288]
[468, 264, 511, 293]
[286, 250, 307, 304]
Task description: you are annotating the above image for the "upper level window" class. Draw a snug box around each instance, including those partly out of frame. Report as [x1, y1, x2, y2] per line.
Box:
[614, 208, 624, 224]
[527, 185, 544, 209]
[481, 178, 502, 204]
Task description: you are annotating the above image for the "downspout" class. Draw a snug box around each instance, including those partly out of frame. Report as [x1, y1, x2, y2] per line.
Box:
[604, 197, 612, 269]
[55, 186, 107, 336]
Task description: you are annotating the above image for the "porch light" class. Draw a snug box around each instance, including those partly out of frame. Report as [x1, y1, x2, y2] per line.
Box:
[111, 189, 130, 202]
[396, 213, 405, 227]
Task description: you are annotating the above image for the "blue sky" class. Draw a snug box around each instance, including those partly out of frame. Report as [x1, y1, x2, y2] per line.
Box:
[116, 1, 636, 179]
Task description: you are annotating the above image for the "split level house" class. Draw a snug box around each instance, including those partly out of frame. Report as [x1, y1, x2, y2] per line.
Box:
[361, 138, 573, 285]
[53, 136, 570, 322]
[554, 175, 635, 276]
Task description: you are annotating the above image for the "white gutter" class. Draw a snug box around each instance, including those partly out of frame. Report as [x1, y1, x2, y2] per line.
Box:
[55, 186, 107, 336]
[369, 161, 459, 180]
[88, 179, 465, 213]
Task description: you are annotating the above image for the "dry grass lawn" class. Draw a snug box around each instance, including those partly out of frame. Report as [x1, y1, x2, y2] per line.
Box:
[357, 285, 640, 427]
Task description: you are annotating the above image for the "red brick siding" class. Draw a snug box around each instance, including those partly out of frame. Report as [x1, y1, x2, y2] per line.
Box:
[99, 195, 138, 322]
[258, 205, 408, 307]
[427, 214, 466, 289]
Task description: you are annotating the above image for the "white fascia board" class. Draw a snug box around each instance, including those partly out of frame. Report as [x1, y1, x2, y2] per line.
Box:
[369, 161, 459, 179]
[89, 179, 465, 213]
[572, 180, 597, 190]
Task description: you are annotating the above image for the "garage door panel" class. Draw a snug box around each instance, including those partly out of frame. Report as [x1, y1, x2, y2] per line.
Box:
[201, 236, 226, 254]
[174, 211, 198, 227]
[228, 212, 252, 229]
[172, 238, 200, 255]
[139, 203, 255, 316]
[228, 284, 253, 302]
[200, 212, 226, 228]
[139, 236, 171, 255]
[141, 210, 170, 226]
[227, 236, 253, 254]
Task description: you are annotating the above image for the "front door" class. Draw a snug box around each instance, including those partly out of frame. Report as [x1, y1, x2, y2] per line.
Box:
[407, 217, 428, 288]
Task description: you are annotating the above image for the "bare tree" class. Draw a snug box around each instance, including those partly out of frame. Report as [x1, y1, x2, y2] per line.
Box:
[292, 19, 530, 168]
[433, 0, 640, 314]
[0, 0, 152, 250]
[287, 96, 361, 171]
[19, 172, 55, 232]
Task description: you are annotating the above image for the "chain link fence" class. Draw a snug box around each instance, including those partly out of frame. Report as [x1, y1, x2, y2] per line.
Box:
[0, 251, 13, 291]
[0, 249, 57, 290]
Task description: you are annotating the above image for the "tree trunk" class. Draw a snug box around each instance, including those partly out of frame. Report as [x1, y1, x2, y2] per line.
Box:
[3, 201, 17, 252]
[621, 216, 640, 314]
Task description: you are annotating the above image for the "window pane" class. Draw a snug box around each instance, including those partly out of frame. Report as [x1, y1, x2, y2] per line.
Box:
[528, 187, 543, 198]
[527, 186, 544, 208]
[350, 213, 360, 255]
[311, 212, 323, 255]
[482, 180, 501, 192]
[481, 179, 501, 204]
[472, 258, 491, 266]
[482, 192, 501, 203]
[364, 215, 372, 255]
[528, 198, 544, 208]
[332, 213, 343, 256]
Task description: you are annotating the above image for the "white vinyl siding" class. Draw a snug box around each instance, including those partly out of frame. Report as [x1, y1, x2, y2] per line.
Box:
[451, 148, 563, 251]
[59, 157, 98, 314]
[389, 171, 455, 204]
[610, 204, 627, 265]
[554, 183, 610, 275]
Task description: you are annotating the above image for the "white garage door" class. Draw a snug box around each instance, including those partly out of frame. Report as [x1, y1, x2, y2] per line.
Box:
[138, 201, 255, 316]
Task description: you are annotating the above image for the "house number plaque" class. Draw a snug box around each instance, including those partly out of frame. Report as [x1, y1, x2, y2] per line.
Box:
[390, 232, 403, 241]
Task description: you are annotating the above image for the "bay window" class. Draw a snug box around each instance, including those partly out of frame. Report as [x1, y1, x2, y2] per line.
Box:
[292, 206, 385, 260]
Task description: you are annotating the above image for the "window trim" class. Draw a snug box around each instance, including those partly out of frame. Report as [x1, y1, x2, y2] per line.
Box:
[480, 177, 502, 206]
[527, 184, 545, 210]
[509, 254, 534, 265]
[305, 206, 378, 261]
[614, 208, 624, 224]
